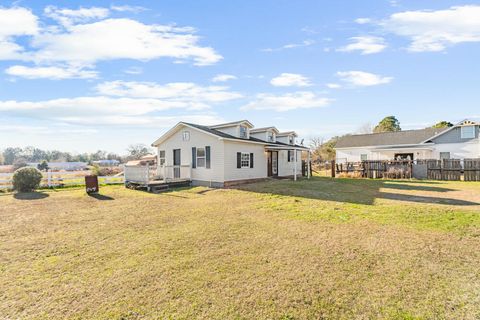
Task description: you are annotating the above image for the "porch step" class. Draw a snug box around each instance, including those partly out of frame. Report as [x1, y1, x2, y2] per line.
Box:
[151, 184, 169, 193]
[149, 180, 191, 193]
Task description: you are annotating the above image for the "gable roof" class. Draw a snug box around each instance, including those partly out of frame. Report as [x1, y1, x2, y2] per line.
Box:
[336, 127, 448, 149]
[250, 126, 280, 134]
[152, 121, 308, 149]
[209, 120, 254, 129]
[277, 131, 297, 137]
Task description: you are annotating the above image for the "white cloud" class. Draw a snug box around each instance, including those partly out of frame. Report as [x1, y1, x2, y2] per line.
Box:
[110, 5, 147, 13]
[0, 79, 241, 126]
[326, 83, 341, 89]
[0, 6, 222, 78]
[381, 5, 480, 52]
[270, 73, 311, 87]
[44, 6, 110, 26]
[123, 66, 143, 75]
[96, 80, 243, 102]
[211, 74, 237, 82]
[355, 18, 372, 24]
[0, 7, 38, 59]
[338, 36, 387, 54]
[336, 71, 393, 87]
[241, 92, 332, 112]
[262, 40, 315, 52]
[30, 18, 221, 66]
[0, 7, 38, 38]
[5, 65, 98, 79]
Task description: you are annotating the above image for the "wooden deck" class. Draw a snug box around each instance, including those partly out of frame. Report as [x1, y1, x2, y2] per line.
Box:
[126, 179, 191, 193]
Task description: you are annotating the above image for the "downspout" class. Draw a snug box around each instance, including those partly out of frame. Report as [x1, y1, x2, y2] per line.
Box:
[294, 148, 297, 181]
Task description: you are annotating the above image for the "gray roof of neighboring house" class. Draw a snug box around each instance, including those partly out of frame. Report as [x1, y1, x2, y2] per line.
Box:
[183, 122, 308, 149]
[335, 127, 449, 148]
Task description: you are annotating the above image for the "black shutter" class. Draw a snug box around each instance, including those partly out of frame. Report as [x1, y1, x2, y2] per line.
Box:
[250, 153, 254, 168]
[287, 150, 291, 162]
[237, 152, 241, 168]
[192, 147, 196, 168]
[206, 146, 211, 169]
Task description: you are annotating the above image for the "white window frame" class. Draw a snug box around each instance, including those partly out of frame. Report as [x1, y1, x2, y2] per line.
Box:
[288, 135, 294, 145]
[461, 125, 475, 139]
[196, 147, 206, 168]
[182, 131, 190, 141]
[440, 152, 450, 160]
[288, 150, 295, 162]
[239, 126, 248, 139]
[360, 154, 368, 161]
[159, 150, 166, 166]
[241, 152, 250, 168]
[267, 132, 275, 142]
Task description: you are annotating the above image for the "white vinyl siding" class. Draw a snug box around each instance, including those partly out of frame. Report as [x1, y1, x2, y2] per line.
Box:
[156, 126, 225, 183]
[223, 141, 266, 181]
[278, 150, 302, 177]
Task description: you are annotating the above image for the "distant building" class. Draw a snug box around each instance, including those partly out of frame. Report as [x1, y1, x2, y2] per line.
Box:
[125, 154, 156, 166]
[92, 159, 120, 167]
[27, 162, 88, 171]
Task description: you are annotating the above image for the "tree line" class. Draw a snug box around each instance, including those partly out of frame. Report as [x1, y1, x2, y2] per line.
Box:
[310, 116, 454, 162]
[0, 144, 153, 166]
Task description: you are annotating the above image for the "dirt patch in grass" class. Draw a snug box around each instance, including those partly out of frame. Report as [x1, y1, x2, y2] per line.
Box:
[1, 179, 479, 319]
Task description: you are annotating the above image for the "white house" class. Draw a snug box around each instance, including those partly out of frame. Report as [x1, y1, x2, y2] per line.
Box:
[336, 120, 480, 163]
[143, 120, 309, 187]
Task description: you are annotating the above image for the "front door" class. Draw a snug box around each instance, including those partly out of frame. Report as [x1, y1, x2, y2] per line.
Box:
[173, 149, 181, 179]
[267, 151, 278, 177]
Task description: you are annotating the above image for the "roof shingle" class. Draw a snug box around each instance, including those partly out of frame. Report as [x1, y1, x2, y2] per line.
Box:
[335, 127, 448, 148]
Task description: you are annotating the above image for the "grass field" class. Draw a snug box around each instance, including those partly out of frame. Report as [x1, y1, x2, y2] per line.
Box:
[1, 177, 479, 319]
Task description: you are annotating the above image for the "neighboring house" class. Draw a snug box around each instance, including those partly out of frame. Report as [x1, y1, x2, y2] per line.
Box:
[150, 120, 309, 187]
[26, 162, 88, 171]
[336, 120, 480, 162]
[125, 155, 157, 166]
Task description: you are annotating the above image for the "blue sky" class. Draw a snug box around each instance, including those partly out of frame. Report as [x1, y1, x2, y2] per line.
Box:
[1, 0, 480, 153]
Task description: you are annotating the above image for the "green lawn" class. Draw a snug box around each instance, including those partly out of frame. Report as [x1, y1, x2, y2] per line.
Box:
[1, 178, 479, 319]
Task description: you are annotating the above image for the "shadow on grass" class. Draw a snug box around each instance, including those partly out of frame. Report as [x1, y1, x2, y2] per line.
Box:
[87, 193, 114, 201]
[13, 192, 50, 200]
[233, 177, 479, 206]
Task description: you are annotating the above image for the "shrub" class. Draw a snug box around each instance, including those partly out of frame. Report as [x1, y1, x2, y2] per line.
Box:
[37, 160, 49, 171]
[12, 167, 43, 192]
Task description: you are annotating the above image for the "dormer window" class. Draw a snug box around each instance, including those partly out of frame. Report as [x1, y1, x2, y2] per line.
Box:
[239, 125, 248, 139]
[289, 135, 294, 145]
[267, 132, 275, 142]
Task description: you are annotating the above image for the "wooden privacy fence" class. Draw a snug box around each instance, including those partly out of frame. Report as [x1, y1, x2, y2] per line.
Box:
[334, 159, 480, 181]
[334, 160, 413, 179]
[428, 159, 480, 181]
[464, 159, 480, 181]
[0, 171, 124, 190]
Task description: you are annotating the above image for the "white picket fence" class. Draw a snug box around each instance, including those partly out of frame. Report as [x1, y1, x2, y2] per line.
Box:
[0, 171, 124, 190]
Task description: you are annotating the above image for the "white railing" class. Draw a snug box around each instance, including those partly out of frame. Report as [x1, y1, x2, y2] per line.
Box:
[124, 164, 191, 184]
[0, 171, 124, 190]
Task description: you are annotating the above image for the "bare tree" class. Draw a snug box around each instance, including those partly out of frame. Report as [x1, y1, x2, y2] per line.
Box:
[126, 144, 152, 160]
[356, 122, 373, 134]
